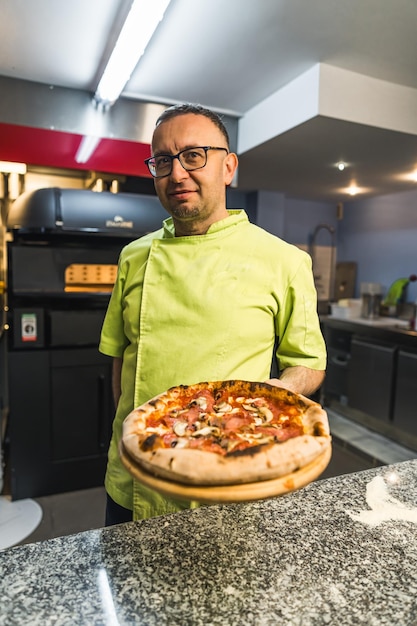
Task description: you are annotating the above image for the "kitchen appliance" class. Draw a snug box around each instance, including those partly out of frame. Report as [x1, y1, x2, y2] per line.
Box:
[4, 187, 167, 499]
[360, 282, 382, 319]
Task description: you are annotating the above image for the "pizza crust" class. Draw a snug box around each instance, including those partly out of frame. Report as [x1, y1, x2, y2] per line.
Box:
[123, 432, 330, 485]
[122, 381, 331, 486]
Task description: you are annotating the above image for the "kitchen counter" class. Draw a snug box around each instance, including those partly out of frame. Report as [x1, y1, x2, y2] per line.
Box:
[321, 315, 417, 451]
[322, 315, 417, 348]
[2, 461, 417, 625]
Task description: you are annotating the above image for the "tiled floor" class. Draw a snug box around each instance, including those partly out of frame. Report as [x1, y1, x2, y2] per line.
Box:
[18, 486, 108, 546]
[3, 408, 417, 549]
[326, 409, 417, 465]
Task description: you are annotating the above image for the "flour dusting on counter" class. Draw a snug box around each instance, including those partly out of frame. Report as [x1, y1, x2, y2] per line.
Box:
[347, 476, 417, 526]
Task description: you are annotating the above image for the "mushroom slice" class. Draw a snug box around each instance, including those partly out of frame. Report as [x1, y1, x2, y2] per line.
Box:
[214, 401, 233, 413]
[258, 406, 274, 423]
[173, 421, 188, 437]
[146, 425, 169, 435]
[190, 396, 208, 411]
[192, 426, 221, 437]
[172, 438, 188, 449]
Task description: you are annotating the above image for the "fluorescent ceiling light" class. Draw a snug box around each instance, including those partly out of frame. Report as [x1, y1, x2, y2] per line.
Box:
[75, 135, 101, 163]
[95, 0, 172, 106]
[0, 161, 27, 174]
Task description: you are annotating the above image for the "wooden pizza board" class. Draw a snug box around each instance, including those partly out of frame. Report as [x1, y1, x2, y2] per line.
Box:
[119, 441, 332, 504]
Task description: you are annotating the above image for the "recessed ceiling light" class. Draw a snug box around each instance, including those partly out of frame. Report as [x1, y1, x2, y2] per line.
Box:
[337, 162, 346, 171]
[339, 182, 369, 196]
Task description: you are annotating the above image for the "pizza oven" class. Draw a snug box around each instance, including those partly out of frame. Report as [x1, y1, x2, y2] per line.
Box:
[4, 187, 166, 499]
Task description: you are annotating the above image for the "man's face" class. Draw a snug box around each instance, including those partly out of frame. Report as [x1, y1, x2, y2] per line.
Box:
[151, 113, 238, 234]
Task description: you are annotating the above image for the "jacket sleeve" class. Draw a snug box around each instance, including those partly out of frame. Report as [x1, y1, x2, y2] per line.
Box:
[275, 252, 327, 371]
[99, 257, 129, 358]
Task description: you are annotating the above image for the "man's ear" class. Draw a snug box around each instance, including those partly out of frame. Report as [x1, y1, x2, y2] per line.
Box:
[223, 152, 239, 185]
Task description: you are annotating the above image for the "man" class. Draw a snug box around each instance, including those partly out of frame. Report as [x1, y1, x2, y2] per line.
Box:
[99, 103, 326, 524]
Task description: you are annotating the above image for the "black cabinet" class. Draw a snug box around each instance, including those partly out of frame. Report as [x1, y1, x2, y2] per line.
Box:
[322, 327, 352, 402]
[392, 350, 417, 436]
[347, 337, 397, 422]
[322, 318, 417, 447]
[8, 348, 113, 499]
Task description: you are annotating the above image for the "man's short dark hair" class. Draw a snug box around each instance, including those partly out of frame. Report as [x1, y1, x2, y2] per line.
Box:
[155, 103, 230, 149]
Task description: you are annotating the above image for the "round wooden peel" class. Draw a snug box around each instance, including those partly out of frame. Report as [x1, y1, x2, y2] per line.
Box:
[119, 441, 332, 504]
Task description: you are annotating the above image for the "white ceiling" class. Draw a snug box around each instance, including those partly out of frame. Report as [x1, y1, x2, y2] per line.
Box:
[1, 0, 417, 202]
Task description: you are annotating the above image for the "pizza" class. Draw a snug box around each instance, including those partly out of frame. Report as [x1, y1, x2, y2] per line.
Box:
[122, 380, 331, 486]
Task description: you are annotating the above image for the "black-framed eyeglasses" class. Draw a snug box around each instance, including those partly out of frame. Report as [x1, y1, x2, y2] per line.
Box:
[144, 146, 229, 178]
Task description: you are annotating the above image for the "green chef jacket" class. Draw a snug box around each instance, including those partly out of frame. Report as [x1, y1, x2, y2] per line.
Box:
[99, 210, 326, 520]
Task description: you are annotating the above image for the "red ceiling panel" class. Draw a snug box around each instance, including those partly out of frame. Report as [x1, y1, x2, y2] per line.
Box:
[0, 122, 153, 178]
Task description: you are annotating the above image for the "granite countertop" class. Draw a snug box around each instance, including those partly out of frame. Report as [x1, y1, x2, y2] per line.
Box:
[1, 460, 417, 625]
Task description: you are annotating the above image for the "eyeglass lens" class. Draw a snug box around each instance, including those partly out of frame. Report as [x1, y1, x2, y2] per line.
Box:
[149, 147, 208, 177]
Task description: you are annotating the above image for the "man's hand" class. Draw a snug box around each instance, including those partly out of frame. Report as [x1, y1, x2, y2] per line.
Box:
[266, 365, 325, 397]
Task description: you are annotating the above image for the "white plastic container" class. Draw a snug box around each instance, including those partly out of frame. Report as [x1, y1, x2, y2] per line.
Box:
[330, 299, 362, 319]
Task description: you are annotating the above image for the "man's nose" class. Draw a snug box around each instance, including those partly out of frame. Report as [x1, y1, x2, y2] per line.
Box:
[169, 156, 189, 181]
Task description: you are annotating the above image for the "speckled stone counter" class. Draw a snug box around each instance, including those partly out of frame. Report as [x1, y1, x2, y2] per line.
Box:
[1, 460, 417, 625]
